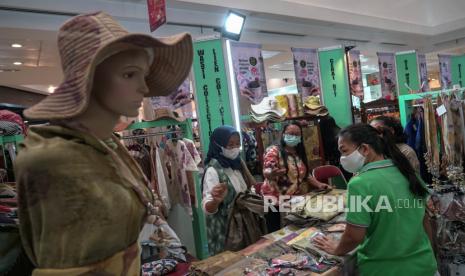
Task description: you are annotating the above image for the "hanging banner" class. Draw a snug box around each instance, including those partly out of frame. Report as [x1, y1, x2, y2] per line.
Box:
[377, 52, 397, 100]
[291, 48, 321, 102]
[318, 46, 352, 127]
[192, 39, 234, 152]
[439, 54, 452, 90]
[229, 41, 268, 105]
[451, 55, 465, 88]
[347, 49, 364, 100]
[395, 51, 420, 95]
[418, 54, 429, 92]
[147, 0, 166, 32]
[150, 77, 192, 110]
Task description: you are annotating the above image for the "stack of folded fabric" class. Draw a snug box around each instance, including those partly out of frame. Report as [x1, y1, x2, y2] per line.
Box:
[303, 96, 329, 117]
[250, 96, 286, 123]
[0, 182, 17, 227]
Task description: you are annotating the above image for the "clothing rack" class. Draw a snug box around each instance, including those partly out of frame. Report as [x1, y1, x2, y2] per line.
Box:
[398, 88, 465, 127]
[121, 130, 183, 140]
[125, 118, 208, 260]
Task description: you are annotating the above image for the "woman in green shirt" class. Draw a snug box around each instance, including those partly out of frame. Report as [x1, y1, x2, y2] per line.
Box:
[314, 124, 436, 276]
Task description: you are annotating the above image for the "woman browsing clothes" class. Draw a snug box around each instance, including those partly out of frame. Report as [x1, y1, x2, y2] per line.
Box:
[202, 126, 255, 255]
[14, 12, 192, 275]
[313, 124, 436, 276]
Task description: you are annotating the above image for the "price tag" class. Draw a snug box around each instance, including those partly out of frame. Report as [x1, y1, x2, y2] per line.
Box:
[437, 104, 447, 116]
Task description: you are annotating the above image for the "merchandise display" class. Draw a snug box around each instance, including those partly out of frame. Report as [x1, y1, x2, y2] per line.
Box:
[250, 96, 286, 123]
[5, 2, 465, 276]
[400, 88, 465, 274]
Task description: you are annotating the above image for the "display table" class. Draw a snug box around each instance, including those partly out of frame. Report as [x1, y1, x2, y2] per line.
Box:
[189, 190, 351, 275]
[190, 215, 352, 275]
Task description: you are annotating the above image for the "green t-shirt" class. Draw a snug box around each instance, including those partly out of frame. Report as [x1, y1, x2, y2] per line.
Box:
[346, 159, 437, 276]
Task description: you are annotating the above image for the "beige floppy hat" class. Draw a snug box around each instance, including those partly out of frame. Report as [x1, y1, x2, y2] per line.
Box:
[24, 11, 193, 120]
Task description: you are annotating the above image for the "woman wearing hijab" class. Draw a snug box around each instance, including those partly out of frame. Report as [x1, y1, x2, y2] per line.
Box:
[202, 126, 254, 255]
[14, 12, 192, 275]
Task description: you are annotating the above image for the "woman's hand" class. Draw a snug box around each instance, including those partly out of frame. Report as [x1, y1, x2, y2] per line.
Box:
[313, 235, 339, 255]
[271, 168, 287, 178]
[211, 183, 228, 203]
[308, 176, 331, 190]
[263, 167, 286, 180]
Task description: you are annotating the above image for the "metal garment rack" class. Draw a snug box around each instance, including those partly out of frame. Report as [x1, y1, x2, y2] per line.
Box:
[125, 118, 209, 260]
[398, 88, 465, 127]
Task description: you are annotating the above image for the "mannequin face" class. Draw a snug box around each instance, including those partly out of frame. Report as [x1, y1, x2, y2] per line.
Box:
[92, 49, 150, 117]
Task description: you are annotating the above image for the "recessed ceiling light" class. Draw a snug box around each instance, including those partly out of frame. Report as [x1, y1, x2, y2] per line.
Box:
[13, 62, 22, 65]
[48, 85, 57, 93]
[11, 43, 23, 48]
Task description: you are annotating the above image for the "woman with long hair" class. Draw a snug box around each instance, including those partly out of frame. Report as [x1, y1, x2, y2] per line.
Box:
[262, 122, 329, 231]
[370, 115, 420, 173]
[313, 124, 436, 276]
[262, 122, 329, 196]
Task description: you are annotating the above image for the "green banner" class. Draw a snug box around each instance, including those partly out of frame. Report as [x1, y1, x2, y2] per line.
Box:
[192, 38, 234, 156]
[318, 46, 352, 127]
[451, 55, 465, 88]
[395, 51, 420, 95]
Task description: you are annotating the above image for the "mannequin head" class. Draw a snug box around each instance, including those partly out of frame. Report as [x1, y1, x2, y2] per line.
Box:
[89, 49, 150, 118]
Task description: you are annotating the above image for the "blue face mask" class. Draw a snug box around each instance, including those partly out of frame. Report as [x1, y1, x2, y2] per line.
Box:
[284, 134, 301, 147]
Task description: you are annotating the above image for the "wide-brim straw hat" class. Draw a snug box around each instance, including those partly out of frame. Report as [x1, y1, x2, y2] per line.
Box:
[24, 11, 193, 120]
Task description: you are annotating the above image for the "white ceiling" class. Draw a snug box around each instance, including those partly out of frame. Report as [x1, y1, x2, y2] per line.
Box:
[282, 0, 465, 27]
[1, 0, 465, 92]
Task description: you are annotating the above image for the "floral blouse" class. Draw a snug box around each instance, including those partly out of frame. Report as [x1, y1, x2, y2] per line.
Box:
[262, 145, 308, 196]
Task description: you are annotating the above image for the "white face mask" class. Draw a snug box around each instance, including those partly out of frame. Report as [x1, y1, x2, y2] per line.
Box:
[340, 148, 366, 173]
[222, 147, 241, 160]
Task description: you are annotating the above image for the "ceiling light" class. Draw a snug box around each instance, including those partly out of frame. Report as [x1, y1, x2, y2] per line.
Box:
[48, 85, 57, 93]
[11, 43, 22, 48]
[222, 11, 246, 41]
[13, 61, 22, 65]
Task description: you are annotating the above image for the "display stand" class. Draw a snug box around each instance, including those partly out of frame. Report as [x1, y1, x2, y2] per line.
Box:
[398, 88, 465, 127]
[126, 118, 209, 260]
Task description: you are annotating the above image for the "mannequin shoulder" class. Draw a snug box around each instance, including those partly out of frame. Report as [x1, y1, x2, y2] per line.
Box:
[15, 136, 94, 173]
